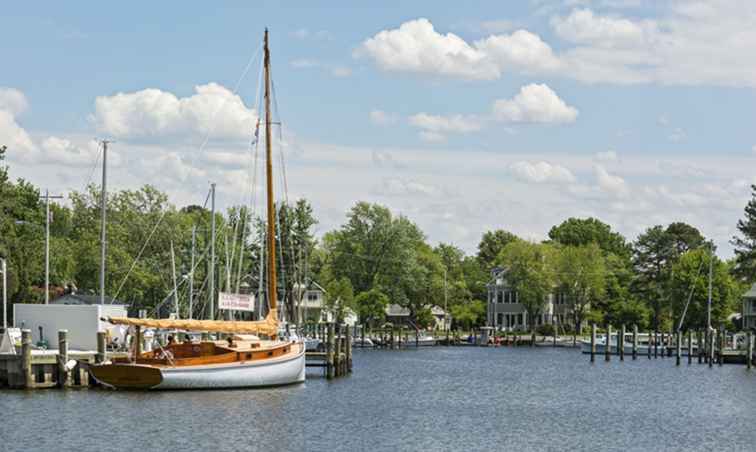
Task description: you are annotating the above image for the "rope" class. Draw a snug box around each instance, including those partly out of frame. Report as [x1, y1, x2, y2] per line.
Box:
[112, 208, 170, 301]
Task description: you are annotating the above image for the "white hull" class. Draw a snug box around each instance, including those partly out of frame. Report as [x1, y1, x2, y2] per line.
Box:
[156, 344, 306, 389]
[402, 337, 437, 347]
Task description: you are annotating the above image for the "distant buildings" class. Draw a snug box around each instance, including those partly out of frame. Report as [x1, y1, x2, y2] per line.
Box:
[486, 267, 574, 331]
[384, 304, 450, 330]
[742, 283, 756, 330]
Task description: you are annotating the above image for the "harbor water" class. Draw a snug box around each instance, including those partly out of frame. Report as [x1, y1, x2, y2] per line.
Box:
[2, 346, 755, 451]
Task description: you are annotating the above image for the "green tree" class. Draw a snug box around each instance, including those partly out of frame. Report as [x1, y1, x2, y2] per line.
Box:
[354, 287, 388, 326]
[450, 300, 486, 330]
[555, 243, 606, 343]
[632, 223, 706, 330]
[477, 229, 519, 270]
[549, 217, 631, 258]
[669, 248, 739, 330]
[497, 241, 555, 336]
[324, 277, 355, 323]
[732, 184, 756, 282]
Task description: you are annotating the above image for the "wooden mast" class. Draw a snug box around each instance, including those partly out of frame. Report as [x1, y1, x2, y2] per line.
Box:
[263, 29, 278, 320]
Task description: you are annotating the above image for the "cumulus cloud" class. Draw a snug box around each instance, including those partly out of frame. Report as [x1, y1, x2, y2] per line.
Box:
[91, 83, 258, 141]
[355, 18, 499, 80]
[551, 8, 657, 47]
[509, 161, 576, 184]
[357, 7, 756, 87]
[492, 84, 578, 123]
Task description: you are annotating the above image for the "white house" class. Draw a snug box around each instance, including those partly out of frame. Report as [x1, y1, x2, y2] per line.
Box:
[486, 267, 574, 331]
[742, 283, 756, 330]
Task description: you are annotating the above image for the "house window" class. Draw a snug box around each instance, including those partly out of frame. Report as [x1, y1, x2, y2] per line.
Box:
[497, 292, 503, 304]
[497, 313, 503, 325]
[308, 292, 319, 301]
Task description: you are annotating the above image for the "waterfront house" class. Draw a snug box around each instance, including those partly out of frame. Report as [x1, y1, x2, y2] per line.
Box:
[296, 281, 358, 326]
[486, 267, 574, 331]
[384, 304, 450, 330]
[742, 283, 756, 330]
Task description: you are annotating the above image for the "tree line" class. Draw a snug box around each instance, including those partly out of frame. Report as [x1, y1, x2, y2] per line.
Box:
[2, 145, 756, 332]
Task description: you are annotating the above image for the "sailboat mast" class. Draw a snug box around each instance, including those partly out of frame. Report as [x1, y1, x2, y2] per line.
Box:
[264, 29, 278, 315]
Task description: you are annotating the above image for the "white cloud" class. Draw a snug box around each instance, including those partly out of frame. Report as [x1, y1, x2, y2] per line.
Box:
[290, 59, 319, 68]
[551, 8, 656, 47]
[595, 150, 618, 162]
[40, 137, 101, 166]
[355, 18, 498, 80]
[594, 164, 629, 196]
[475, 30, 562, 74]
[750, 144, 756, 155]
[371, 150, 403, 169]
[0, 88, 29, 115]
[91, 83, 258, 141]
[492, 83, 578, 123]
[358, 8, 756, 87]
[369, 110, 398, 126]
[509, 161, 576, 184]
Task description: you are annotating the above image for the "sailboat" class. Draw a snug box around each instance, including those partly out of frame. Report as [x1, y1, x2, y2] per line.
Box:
[89, 30, 306, 390]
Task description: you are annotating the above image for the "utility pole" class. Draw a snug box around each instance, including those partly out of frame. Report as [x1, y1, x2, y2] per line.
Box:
[209, 182, 216, 320]
[41, 189, 63, 304]
[189, 226, 196, 320]
[99, 140, 111, 305]
[1, 258, 7, 330]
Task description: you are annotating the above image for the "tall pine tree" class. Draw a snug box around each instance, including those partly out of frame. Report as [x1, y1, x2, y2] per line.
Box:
[732, 184, 756, 282]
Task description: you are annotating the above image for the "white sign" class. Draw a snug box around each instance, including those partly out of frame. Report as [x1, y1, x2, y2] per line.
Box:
[218, 292, 255, 312]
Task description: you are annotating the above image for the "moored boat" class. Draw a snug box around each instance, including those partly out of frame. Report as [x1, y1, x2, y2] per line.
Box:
[89, 30, 306, 390]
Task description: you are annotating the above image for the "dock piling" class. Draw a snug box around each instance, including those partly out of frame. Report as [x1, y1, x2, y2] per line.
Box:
[58, 329, 70, 388]
[747, 331, 753, 370]
[326, 323, 334, 379]
[675, 331, 681, 366]
[605, 325, 611, 362]
[619, 325, 625, 361]
[21, 329, 33, 389]
[96, 331, 107, 363]
[590, 324, 596, 363]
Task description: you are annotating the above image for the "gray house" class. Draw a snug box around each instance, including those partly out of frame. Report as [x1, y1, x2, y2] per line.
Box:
[486, 267, 574, 331]
[742, 284, 756, 330]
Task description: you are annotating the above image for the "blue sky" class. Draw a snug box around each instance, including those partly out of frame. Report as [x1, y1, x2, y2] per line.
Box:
[2, 1, 756, 256]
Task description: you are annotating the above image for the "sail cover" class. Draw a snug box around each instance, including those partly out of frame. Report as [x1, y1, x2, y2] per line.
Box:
[105, 309, 279, 336]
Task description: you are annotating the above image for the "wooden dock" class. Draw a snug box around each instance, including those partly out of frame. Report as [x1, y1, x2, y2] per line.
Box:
[0, 329, 97, 389]
[305, 323, 352, 379]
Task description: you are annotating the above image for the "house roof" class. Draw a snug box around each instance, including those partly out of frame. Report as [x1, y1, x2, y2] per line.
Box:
[50, 293, 126, 306]
[385, 304, 447, 316]
[744, 283, 756, 299]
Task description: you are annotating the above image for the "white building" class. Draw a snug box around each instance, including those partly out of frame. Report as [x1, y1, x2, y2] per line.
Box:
[742, 283, 756, 330]
[486, 267, 574, 331]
